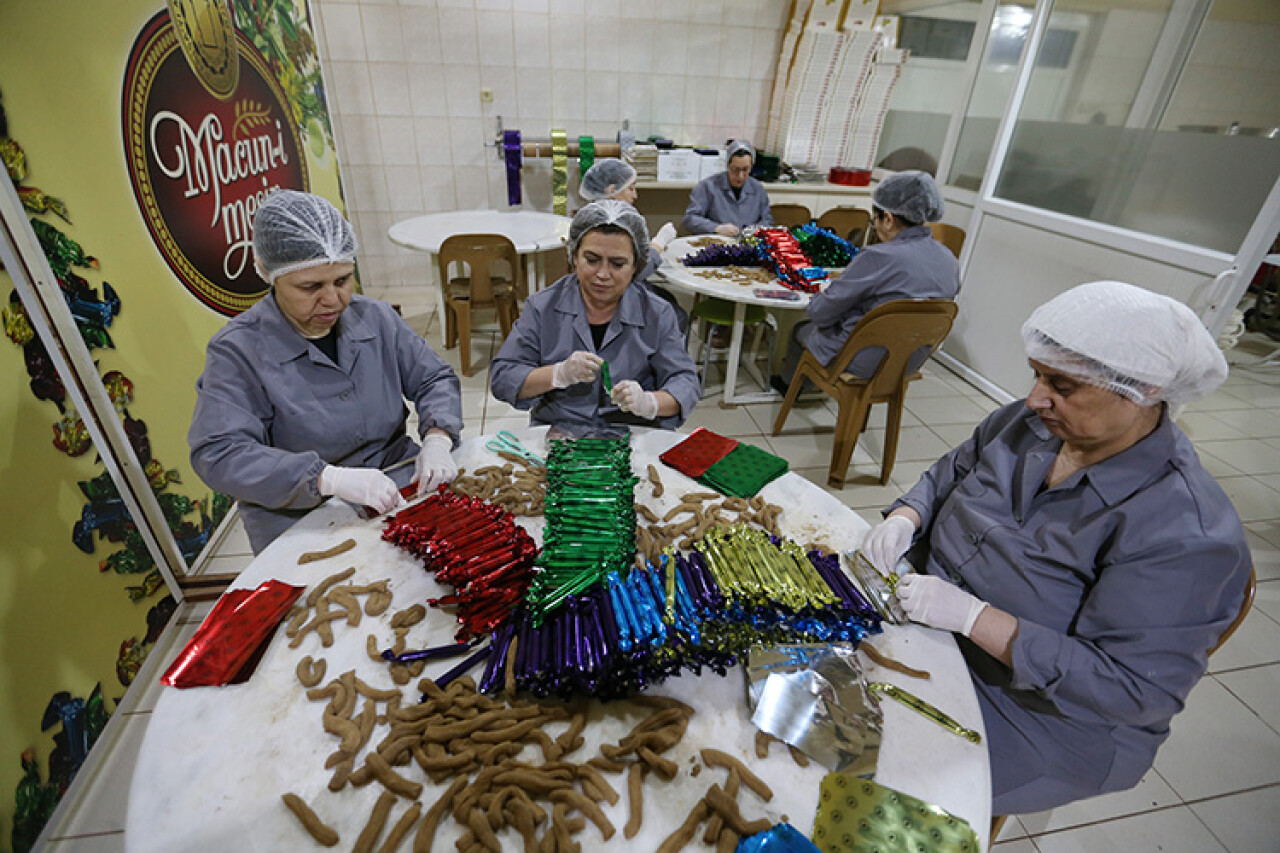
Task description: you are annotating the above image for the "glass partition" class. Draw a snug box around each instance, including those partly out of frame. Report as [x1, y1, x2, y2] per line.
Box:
[946, 4, 1035, 190]
[993, 0, 1280, 253]
[877, 1, 985, 174]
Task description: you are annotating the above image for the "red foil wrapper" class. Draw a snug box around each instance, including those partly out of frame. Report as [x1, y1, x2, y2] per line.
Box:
[659, 427, 740, 478]
[383, 489, 538, 639]
[161, 579, 305, 688]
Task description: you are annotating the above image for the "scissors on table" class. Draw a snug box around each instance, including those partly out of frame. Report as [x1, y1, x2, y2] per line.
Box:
[485, 430, 545, 467]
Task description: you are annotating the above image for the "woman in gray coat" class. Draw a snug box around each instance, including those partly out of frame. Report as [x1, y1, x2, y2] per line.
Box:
[189, 191, 462, 553]
[860, 281, 1250, 815]
[490, 201, 699, 437]
[682, 140, 773, 236]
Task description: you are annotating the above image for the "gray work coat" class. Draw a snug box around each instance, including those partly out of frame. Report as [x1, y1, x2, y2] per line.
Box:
[803, 225, 959, 376]
[682, 173, 774, 234]
[890, 402, 1250, 810]
[189, 293, 462, 552]
[489, 274, 700, 433]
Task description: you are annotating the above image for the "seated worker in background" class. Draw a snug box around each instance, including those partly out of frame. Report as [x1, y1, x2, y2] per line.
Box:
[490, 200, 699, 437]
[774, 170, 959, 392]
[860, 281, 1250, 815]
[189, 190, 462, 553]
[682, 140, 773, 236]
[579, 159, 687, 331]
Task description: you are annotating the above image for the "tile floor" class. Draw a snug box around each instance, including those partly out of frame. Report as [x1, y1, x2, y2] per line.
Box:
[41, 315, 1280, 851]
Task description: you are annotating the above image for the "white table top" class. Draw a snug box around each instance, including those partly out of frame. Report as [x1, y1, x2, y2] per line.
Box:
[659, 236, 816, 311]
[389, 210, 571, 255]
[126, 427, 989, 852]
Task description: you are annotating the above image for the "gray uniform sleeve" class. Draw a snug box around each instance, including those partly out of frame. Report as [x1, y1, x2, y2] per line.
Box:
[807, 251, 892, 327]
[189, 337, 327, 512]
[753, 187, 774, 227]
[490, 299, 547, 411]
[1010, 502, 1248, 728]
[648, 301, 701, 422]
[394, 316, 463, 446]
[890, 405, 1015, 528]
[682, 179, 720, 234]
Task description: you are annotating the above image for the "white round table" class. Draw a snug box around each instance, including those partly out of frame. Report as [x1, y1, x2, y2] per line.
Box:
[389, 211, 571, 345]
[660, 237, 817, 407]
[126, 427, 990, 852]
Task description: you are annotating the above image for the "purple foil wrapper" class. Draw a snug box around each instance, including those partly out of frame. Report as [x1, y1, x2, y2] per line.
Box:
[503, 129, 522, 206]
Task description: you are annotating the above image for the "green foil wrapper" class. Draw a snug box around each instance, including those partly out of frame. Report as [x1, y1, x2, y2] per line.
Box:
[525, 436, 636, 622]
[812, 775, 979, 853]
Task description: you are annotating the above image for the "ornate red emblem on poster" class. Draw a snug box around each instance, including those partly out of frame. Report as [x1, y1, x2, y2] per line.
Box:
[122, 4, 308, 315]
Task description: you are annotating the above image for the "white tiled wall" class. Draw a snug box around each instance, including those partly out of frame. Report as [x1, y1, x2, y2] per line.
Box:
[310, 0, 791, 311]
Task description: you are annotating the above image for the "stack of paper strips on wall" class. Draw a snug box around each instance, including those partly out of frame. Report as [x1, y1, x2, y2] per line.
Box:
[766, 1, 906, 172]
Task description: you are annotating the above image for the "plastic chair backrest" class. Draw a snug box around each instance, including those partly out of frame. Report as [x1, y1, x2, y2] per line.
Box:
[816, 207, 871, 244]
[770, 203, 813, 229]
[1208, 564, 1256, 656]
[437, 233, 519, 304]
[825, 299, 958, 397]
[928, 222, 966, 259]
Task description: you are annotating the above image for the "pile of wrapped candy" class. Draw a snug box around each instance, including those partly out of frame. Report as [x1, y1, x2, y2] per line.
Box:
[681, 240, 768, 268]
[387, 437, 882, 699]
[754, 228, 828, 293]
[382, 489, 539, 640]
[523, 437, 637, 624]
[792, 223, 856, 268]
[478, 524, 883, 699]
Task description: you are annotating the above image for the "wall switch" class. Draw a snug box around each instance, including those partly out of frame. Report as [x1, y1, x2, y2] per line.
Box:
[480, 88, 494, 103]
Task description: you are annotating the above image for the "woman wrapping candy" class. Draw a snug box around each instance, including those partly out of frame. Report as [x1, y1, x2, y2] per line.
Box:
[189, 190, 463, 553]
[859, 281, 1250, 815]
[489, 200, 699, 437]
[578, 158, 687, 330]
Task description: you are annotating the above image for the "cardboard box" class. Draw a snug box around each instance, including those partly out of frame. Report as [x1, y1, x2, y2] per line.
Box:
[657, 149, 702, 182]
[698, 152, 726, 180]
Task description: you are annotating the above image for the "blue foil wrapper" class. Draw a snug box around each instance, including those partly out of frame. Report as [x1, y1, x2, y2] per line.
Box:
[737, 822, 822, 853]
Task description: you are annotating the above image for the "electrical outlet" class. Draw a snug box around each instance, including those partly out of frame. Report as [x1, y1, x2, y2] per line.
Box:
[480, 88, 494, 104]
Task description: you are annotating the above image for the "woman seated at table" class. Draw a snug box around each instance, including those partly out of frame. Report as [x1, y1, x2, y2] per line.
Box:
[189, 190, 463, 553]
[579, 159, 687, 331]
[490, 200, 699, 436]
[682, 140, 773, 236]
[774, 170, 959, 393]
[860, 280, 1250, 815]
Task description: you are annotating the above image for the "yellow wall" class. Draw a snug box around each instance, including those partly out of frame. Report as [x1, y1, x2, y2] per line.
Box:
[0, 1, 344, 845]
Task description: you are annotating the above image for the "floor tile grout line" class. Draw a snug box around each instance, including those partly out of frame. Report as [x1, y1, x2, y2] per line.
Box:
[48, 829, 126, 841]
[1208, 658, 1280, 677]
[1014, 779, 1280, 844]
[1212, 675, 1280, 739]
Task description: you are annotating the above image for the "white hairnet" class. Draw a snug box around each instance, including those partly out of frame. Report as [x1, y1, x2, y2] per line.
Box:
[1022, 280, 1228, 407]
[567, 200, 650, 268]
[726, 140, 756, 163]
[253, 189, 357, 284]
[872, 170, 944, 224]
[579, 159, 637, 201]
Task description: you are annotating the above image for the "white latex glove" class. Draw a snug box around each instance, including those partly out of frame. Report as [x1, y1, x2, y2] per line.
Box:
[551, 351, 604, 389]
[895, 574, 988, 637]
[652, 222, 678, 251]
[714, 223, 741, 237]
[611, 380, 660, 420]
[414, 433, 458, 497]
[860, 514, 916, 576]
[318, 465, 404, 514]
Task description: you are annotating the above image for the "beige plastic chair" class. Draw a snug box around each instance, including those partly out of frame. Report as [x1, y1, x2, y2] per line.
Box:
[991, 563, 1257, 840]
[817, 207, 872, 246]
[437, 233, 520, 377]
[773, 299, 957, 487]
[770, 203, 813, 229]
[928, 222, 966, 259]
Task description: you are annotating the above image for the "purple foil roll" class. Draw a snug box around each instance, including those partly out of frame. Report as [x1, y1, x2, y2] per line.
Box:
[478, 621, 515, 693]
[503, 129, 522, 206]
[433, 645, 491, 690]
